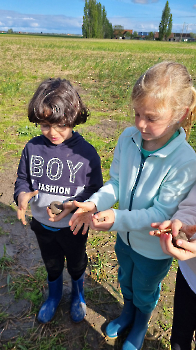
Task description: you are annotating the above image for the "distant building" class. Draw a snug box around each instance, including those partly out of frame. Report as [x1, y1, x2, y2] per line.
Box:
[113, 29, 133, 39]
[123, 29, 133, 35]
[122, 29, 133, 39]
[138, 32, 148, 37]
[137, 31, 194, 42]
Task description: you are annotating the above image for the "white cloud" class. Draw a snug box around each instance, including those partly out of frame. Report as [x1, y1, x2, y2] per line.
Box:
[31, 23, 39, 28]
[23, 17, 35, 21]
[132, 0, 158, 3]
[0, 9, 82, 33]
[116, 0, 158, 3]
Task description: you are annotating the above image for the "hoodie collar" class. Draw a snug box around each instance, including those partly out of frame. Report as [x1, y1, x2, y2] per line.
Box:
[132, 127, 186, 158]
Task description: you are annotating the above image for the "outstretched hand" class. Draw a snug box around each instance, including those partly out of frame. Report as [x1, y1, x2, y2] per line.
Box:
[17, 190, 39, 225]
[150, 219, 196, 260]
[69, 201, 97, 235]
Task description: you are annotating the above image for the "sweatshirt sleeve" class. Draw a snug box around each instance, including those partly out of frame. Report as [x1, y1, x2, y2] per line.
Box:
[172, 183, 196, 225]
[14, 146, 35, 205]
[88, 133, 121, 210]
[73, 150, 103, 202]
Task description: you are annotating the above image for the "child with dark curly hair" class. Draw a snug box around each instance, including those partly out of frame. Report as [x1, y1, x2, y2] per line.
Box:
[14, 78, 103, 324]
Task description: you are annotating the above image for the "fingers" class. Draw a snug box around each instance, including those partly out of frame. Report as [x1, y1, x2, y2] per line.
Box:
[160, 233, 196, 260]
[170, 219, 183, 237]
[70, 211, 93, 232]
[176, 238, 196, 252]
[150, 221, 172, 236]
[73, 200, 96, 211]
[72, 221, 89, 235]
[47, 207, 69, 222]
[17, 208, 27, 225]
[159, 233, 173, 255]
[69, 208, 93, 227]
[150, 222, 162, 229]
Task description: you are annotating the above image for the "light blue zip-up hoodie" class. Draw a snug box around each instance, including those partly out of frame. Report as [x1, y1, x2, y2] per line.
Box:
[90, 126, 196, 260]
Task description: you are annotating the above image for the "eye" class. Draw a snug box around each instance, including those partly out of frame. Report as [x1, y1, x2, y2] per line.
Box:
[40, 124, 50, 130]
[147, 116, 154, 122]
[147, 116, 157, 122]
[58, 124, 66, 129]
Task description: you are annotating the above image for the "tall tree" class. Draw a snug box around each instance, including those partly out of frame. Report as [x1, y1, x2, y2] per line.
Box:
[159, 1, 172, 41]
[82, 0, 113, 38]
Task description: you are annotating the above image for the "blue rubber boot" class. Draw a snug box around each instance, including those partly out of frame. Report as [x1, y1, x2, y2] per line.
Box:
[37, 273, 63, 323]
[105, 299, 136, 339]
[70, 272, 86, 323]
[122, 307, 151, 350]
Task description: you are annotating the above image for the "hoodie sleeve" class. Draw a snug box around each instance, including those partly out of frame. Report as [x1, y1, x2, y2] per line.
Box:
[14, 145, 35, 205]
[73, 150, 103, 202]
[89, 135, 121, 210]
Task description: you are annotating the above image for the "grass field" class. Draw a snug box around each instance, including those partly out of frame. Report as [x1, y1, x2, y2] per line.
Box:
[1, 35, 196, 167]
[1, 35, 196, 349]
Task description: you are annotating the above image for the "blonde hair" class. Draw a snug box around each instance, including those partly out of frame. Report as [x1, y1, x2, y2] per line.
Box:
[132, 61, 196, 139]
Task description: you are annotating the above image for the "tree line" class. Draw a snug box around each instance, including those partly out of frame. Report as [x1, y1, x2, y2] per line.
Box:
[82, 0, 173, 41]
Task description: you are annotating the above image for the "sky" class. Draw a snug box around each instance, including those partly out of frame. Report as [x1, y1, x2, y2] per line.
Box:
[0, 0, 196, 35]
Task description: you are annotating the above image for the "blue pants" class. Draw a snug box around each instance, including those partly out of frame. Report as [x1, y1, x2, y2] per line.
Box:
[115, 234, 172, 314]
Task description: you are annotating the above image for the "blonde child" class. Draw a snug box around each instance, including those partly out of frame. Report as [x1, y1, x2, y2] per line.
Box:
[49, 62, 196, 350]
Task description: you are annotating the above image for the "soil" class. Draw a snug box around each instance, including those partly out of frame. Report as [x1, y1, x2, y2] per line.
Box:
[0, 119, 180, 349]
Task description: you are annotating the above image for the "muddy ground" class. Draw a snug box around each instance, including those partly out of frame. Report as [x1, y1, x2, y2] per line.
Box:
[0, 119, 180, 349]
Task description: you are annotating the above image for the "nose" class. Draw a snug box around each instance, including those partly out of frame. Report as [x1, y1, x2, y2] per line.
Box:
[49, 126, 58, 135]
[136, 117, 146, 131]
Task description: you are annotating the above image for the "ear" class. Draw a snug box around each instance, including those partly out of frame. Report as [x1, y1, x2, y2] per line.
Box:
[179, 107, 189, 123]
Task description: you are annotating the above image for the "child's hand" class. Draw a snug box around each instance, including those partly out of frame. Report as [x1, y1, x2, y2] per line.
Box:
[47, 201, 76, 222]
[91, 209, 115, 231]
[17, 190, 39, 225]
[69, 201, 97, 235]
[150, 219, 196, 260]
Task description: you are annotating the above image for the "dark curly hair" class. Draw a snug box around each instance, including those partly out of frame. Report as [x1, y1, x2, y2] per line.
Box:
[28, 78, 89, 127]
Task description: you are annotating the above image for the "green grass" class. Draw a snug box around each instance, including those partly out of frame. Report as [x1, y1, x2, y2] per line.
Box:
[10, 266, 47, 312]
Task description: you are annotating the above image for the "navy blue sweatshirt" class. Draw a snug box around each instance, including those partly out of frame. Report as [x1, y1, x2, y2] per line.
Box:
[14, 131, 103, 228]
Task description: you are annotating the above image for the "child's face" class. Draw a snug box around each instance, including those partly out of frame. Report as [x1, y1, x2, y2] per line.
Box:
[134, 97, 177, 150]
[40, 123, 73, 144]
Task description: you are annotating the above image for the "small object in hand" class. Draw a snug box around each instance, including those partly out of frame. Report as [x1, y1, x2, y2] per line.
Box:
[97, 217, 105, 222]
[172, 230, 189, 248]
[155, 229, 189, 249]
[155, 228, 172, 235]
[48, 201, 64, 215]
[94, 211, 105, 222]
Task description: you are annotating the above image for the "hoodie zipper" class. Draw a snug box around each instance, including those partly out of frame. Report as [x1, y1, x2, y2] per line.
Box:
[127, 150, 147, 246]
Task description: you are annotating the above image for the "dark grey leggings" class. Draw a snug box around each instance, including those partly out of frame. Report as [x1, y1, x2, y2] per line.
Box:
[171, 267, 196, 350]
